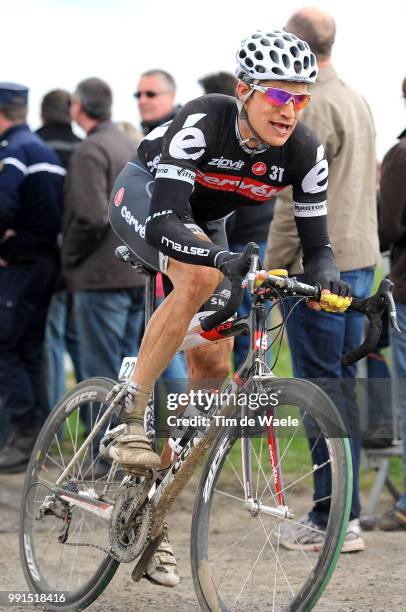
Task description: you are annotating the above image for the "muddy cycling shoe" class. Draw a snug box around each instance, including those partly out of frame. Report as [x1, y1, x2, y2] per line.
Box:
[100, 422, 160, 474]
[144, 536, 180, 588]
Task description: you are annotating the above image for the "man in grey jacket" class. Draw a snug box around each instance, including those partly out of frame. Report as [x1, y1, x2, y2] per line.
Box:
[265, 7, 380, 552]
[62, 78, 140, 387]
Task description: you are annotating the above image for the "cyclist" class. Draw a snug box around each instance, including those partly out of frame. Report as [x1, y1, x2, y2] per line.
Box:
[107, 29, 351, 586]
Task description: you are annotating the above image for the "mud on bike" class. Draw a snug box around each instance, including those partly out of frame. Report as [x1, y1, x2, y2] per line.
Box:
[19, 243, 399, 611]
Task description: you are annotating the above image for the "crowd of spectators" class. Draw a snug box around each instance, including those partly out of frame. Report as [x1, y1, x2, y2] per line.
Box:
[0, 4, 405, 540]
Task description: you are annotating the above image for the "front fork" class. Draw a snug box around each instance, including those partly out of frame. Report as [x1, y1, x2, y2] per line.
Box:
[236, 303, 292, 519]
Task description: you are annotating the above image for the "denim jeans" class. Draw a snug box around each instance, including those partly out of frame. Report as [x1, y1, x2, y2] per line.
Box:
[74, 288, 145, 451]
[390, 301, 406, 512]
[285, 268, 374, 526]
[74, 288, 145, 380]
[229, 240, 271, 368]
[41, 290, 83, 416]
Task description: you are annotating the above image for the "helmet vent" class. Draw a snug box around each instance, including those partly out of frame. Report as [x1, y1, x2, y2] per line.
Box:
[270, 50, 280, 63]
[297, 41, 305, 51]
[290, 46, 299, 58]
[274, 39, 284, 49]
[271, 67, 285, 76]
[260, 37, 271, 46]
[248, 42, 256, 51]
[282, 54, 291, 68]
[294, 61, 302, 74]
[256, 65, 266, 73]
[254, 51, 264, 60]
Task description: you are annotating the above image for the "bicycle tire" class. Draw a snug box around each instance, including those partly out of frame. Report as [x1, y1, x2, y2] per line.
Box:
[191, 378, 352, 612]
[19, 378, 120, 611]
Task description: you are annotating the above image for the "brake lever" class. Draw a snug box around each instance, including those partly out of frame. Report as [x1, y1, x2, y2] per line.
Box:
[383, 285, 401, 333]
[246, 246, 260, 295]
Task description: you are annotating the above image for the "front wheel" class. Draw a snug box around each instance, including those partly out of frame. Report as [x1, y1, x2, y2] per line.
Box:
[191, 378, 352, 611]
[19, 378, 121, 611]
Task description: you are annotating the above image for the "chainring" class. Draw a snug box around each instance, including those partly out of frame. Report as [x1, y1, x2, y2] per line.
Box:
[109, 486, 153, 563]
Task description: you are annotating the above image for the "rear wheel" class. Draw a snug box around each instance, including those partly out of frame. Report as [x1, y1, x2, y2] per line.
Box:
[19, 378, 122, 610]
[191, 378, 352, 611]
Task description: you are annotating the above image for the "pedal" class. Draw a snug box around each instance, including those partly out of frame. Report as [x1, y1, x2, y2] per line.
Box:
[131, 524, 167, 582]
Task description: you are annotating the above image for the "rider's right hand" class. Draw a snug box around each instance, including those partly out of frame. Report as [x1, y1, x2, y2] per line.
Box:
[218, 252, 249, 283]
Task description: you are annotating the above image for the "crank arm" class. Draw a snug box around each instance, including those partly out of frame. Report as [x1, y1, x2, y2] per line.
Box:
[55, 488, 114, 521]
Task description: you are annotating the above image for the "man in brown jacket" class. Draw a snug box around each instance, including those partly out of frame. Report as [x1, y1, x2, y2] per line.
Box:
[376, 77, 406, 530]
[62, 78, 140, 385]
[265, 7, 380, 552]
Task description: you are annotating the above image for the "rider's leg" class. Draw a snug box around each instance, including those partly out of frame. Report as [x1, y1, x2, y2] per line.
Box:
[134, 258, 224, 387]
[108, 258, 224, 471]
[159, 338, 233, 469]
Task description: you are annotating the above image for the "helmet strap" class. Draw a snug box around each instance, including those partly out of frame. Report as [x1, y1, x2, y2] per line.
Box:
[236, 80, 269, 154]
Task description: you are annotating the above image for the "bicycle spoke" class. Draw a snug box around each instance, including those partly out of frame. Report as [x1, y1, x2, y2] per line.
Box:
[258, 515, 295, 596]
[213, 488, 245, 504]
[210, 517, 274, 562]
[232, 520, 279, 609]
[225, 454, 245, 492]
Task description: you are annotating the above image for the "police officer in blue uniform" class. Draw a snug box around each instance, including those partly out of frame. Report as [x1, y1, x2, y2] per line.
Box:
[0, 83, 65, 472]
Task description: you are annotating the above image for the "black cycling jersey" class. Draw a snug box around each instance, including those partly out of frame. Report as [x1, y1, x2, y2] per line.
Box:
[110, 93, 335, 281]
[135, 94, 330, 268]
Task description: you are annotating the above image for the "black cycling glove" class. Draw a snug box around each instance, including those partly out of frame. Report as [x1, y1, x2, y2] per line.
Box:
[303, 246, 351, 297]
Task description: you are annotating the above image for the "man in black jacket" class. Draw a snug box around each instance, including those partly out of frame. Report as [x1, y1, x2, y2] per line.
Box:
[37, 90, 81, 166]
[37, 90, 83, 417]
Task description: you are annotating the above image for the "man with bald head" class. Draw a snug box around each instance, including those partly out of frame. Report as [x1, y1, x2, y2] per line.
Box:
[266, 7, 379, 552]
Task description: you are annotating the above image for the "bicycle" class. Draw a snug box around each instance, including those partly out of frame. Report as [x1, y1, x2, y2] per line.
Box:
[19, 243, 399, 611]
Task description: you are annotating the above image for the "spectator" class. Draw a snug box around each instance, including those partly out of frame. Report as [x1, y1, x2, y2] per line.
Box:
[198, 71, 237, 96]
[133, 69, 187, 389]
[0, 83, 64, 472]
[62, 77, 141, 384]
[376, 76, 406, 530]
[134, 69, 180, 135]
[116, 121, 143, 144]
[265, 7, 380, 551]
[198, 71, 275, 367]
[36, 89, 83, 416]
[37, 90, 81, 166]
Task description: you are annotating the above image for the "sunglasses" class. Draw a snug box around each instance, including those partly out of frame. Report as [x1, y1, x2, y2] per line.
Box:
[133, 90, 170, 99]
[250, 84, 311, 110]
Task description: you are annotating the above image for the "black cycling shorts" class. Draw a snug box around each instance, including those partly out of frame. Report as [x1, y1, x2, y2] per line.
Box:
[109, 160, 231, 316]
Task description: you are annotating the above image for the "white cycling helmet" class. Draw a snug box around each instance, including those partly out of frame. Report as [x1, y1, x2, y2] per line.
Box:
[236, 30, 318, 83]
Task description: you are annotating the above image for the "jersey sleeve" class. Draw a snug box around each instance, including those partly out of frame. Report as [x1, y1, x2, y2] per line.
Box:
[291, 125, 328, 217]
[290, 126, 331, 256]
